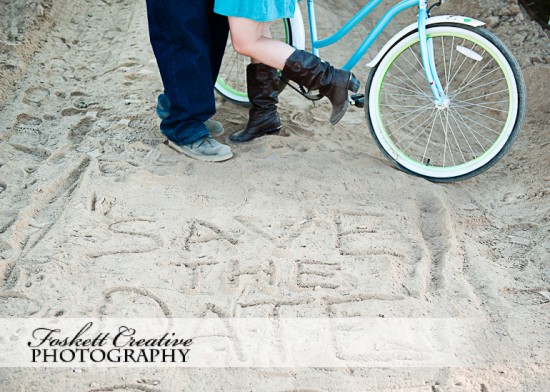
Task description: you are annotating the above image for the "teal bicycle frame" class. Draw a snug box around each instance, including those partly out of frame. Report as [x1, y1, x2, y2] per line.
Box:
[306, 0, 448, 106]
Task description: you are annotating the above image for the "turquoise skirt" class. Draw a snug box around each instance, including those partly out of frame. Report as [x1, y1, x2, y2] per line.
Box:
[214, 0, 297, 22]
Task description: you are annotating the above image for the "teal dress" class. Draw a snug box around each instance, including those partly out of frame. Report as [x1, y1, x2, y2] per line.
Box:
[214, 0, 297, 22]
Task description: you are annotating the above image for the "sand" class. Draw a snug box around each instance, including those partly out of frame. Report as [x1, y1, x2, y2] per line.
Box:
[0, 0, 549, 390]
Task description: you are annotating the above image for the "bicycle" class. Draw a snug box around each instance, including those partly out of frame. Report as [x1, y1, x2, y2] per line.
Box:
[215, 0, 526, 183]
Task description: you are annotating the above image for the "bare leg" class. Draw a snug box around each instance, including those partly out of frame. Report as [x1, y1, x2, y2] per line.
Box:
[228, 17, 294, 70]
[250, 23, 272, 65]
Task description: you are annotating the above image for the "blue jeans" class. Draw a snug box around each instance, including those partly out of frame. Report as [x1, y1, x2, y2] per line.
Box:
[145, 0, 228, 144]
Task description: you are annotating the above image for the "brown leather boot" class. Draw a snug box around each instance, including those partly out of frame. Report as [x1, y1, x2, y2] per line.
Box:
[229, 63, 282, 143]
[282, 49, 360, 125]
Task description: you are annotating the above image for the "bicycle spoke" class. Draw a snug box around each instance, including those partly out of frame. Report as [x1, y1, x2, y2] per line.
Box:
[402, 47, 427, 80]
[451, 77, 507, 103]
[448, 110, 480, 158]
[409, 44, 426, 74]
[392, 62, 431, 98]
[395, 109, 438, 153]
[385, 75, 422, 94]
[449, 63, 500, 99]
[445, 109, 472, 164]
[446, 37, 468, 91]
[445, 36, 455, 94]
[397, 107, 437, 142]
[420, 109, 441, 164]
[453, 103, 507, 126]
[383, 79, 432, 100]
[380, 104, 430, 108]
[450, 44, 486, 92]
[451, 67, 497, 100]
[441, 107, 457, 166]
[388, 105, 437, 138]
[454, 98, 509, 106]
[381, 102, 434, 127]
[385, 72, 428, 97]
[441, 36, 450, 93]
[448, 107, 490, 152]
[380, 92, 429, 98]
[387, 104, 433, 125]
[452, 84, 508, 103]
[453, 99, 509, 114]
[452, 90, 510, 111]
[449, 106, 498, 143]
[456, 87, 509, 103]
[223, 49, 239, 79]
[242, 52, 248, 91]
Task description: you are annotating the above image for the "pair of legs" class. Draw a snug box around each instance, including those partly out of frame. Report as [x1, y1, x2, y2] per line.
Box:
[145, 0, 232, 161]
[226, 16, 360, 143]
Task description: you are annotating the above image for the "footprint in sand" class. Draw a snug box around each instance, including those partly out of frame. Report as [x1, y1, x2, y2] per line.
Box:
[102, 27, 123, 41]
[23, 86, 50, 106]
[46, 58, 74, 80]
[51, 36, 71, 51]
[15, 113, 42, 127]
[502, 287, 550, 306]
[68, 117, 96, 145]
[0, 63, 19, 73]
[98, 161, 134, 177]
[0, 293, 42, 317]
[9, 120, 48, 148]
[60, 108, 85, 117]
[70, 91, 90, 98]
[0, 239, 13, 260]
[8, 143, 50, 160]
[46, 58, 66, 69]
[285, 110, 317, 138]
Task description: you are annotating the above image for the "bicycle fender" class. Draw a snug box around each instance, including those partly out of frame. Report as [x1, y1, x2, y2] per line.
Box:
[291, 4, 307, 50]
[366, 15, 485, 68]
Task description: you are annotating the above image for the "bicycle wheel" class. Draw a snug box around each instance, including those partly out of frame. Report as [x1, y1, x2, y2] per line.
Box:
[366, 24, 526, 182]
[215, 19, 293, 106]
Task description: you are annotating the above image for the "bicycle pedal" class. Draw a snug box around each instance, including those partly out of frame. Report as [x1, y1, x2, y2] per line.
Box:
[350, 93, 365, 108]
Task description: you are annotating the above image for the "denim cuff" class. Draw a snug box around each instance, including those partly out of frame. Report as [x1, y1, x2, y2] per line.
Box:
[161, 122, 209, 145]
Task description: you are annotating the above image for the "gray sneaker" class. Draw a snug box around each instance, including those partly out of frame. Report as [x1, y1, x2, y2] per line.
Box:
[205, 119, 224, 136]
[165, 136, 233, 162]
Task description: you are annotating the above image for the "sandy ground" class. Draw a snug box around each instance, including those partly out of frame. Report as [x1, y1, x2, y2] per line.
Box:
[0, 0, 549, 391]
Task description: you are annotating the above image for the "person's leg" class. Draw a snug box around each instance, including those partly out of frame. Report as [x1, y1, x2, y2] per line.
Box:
[155, 2, 228, 138]
[228, 16, 360, 125]
[228, 17, 294, 70]
[250, 23, 272, 65]
[230, 23, 282, 143]
[145, 0, 217, 144]
[229, 62, 282, 143]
